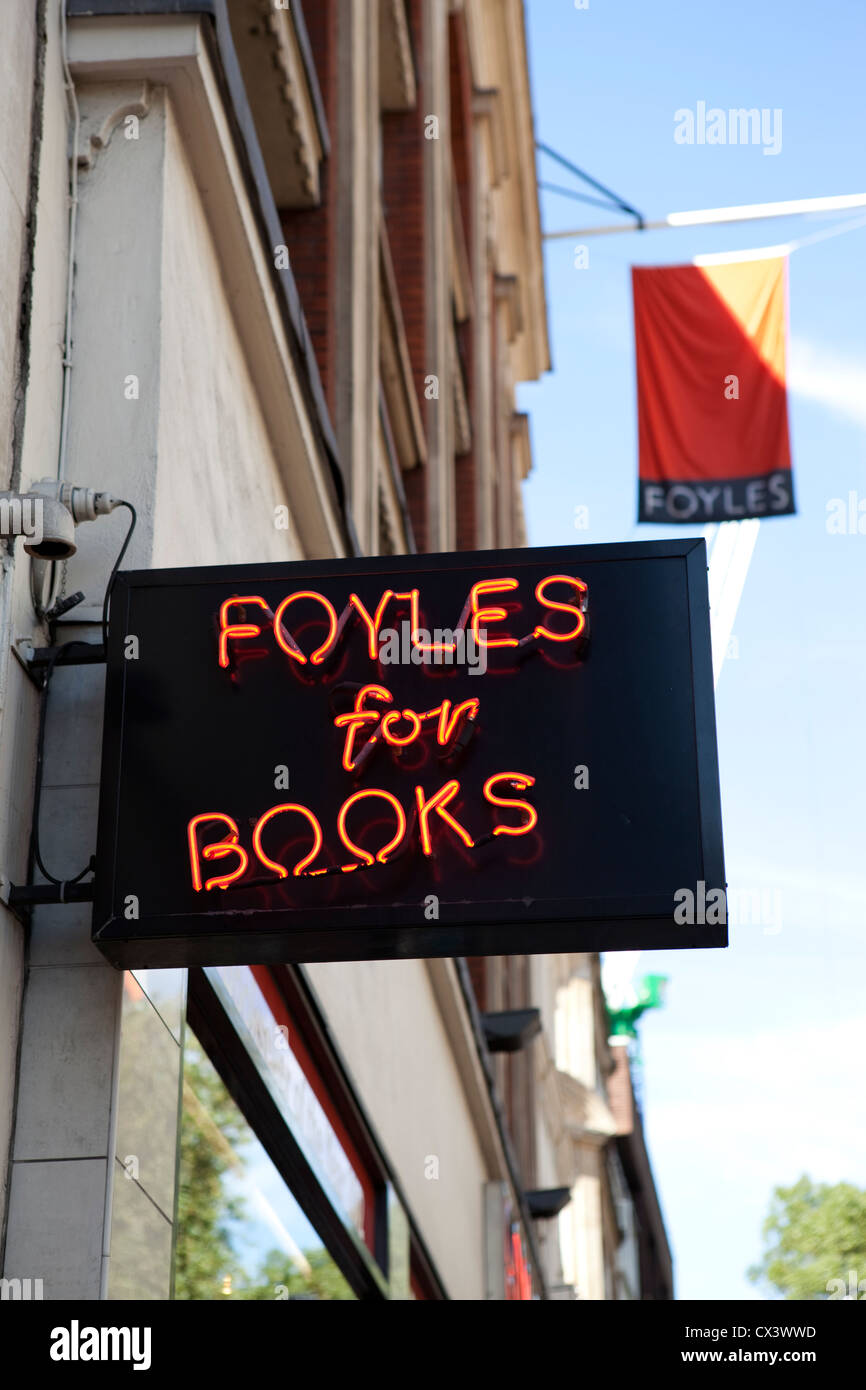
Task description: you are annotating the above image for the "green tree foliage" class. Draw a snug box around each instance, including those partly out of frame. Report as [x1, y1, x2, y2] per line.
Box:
[239, 1247, 355, 1301]
[174, 1032, 354, 1301]
[173, 1039, 249, 1300]
[748, 1175, 866, 1300]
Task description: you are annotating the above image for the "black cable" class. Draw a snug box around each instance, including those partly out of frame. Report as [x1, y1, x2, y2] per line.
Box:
[28, 501, 136, 890]
[535, 140, 645, 227]
[101, 500, 137, 651]
[29, 643, 97, 888]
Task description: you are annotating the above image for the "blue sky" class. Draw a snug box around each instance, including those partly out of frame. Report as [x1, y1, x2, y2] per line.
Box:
[520, 0, 866, 1299]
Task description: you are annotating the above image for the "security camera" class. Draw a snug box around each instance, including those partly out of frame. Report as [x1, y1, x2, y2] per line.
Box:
[0, 479, 124, 560]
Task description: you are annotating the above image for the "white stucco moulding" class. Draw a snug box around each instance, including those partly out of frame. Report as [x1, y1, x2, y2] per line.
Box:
[67, 12, 346, 562]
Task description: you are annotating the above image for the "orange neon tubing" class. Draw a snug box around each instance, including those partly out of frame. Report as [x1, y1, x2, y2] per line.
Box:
[334, 685, 393, 771]
[437, 698, 480, 746]
[350, 591, 397, 660]
[341, 683, 394, 713]
[410, 589, 457, 657]
[400, 589, 421, 636]
[349, 589, 420, 659]
[483, 772, 538, 837]
[393, 589, 422, 645]
[336, 718, 376, 773]
[470, 578, 519, 649]
[188, 813, 250, 892]
[337, 788, 407, 867]
[399, 588, 457, 658]
[415, 780, 475, 856]
[218, 596, 270, 668]
[339, 724, 378, 774]
[273, 591, 339, 665]
[381, 708, 422, 747]
[414, 635, 457, 656]
[252, 803, 324, 877]
[533, 574, 588, 644]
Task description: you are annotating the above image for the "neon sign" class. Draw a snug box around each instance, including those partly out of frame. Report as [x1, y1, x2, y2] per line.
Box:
[92, 543, 726, 967]
[192, 574, 587, 894]
[216, 573, 588, 672]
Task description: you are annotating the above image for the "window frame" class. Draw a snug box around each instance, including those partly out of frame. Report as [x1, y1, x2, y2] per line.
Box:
[185, 964, 447, 1300]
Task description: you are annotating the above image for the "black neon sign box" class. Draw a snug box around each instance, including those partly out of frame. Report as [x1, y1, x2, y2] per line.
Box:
[92, 541, 726, 968]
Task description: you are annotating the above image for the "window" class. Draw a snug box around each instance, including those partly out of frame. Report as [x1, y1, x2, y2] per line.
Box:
[175, 1027, 355, 1300]
[173, 964, 445, 1300]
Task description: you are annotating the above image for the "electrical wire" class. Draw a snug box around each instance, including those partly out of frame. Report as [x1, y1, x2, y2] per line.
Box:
[40, 0, 85, 620]
[57, 0, 80, 484]
[29, 643, 96, 889]
[101, 501, 137, 651]
[26, 501, 137, 891]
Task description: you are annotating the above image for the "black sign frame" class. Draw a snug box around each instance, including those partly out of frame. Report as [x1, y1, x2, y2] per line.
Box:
[92, 540, 726, 967]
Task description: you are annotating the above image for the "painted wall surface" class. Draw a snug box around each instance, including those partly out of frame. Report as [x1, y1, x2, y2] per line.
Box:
[154, 98, 304, 569]
[3, 41, 319, 1293]
[0, 0, 39, 1242]
[307, 957, 489, 1300]
[0, 2, 36, 480]
[1, 2, 547, 1302]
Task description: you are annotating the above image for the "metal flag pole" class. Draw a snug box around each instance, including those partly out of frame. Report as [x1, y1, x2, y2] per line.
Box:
[543, 192, 866, 240]
[535, 147, 866, 686]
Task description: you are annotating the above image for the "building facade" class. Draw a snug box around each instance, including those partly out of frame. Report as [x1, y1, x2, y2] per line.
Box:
[0, 0, 669, 1300]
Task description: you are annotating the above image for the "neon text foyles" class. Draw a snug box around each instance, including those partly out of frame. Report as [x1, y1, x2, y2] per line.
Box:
[216, 575, 588, 671]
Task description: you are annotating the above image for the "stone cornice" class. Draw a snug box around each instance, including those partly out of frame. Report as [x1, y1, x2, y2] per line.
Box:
[379, 0, 417, 111]
[230, 0, 324, 207]
[557, 1068, 619, 1149]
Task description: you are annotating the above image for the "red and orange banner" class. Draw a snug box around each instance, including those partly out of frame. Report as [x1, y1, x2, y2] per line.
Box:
[633, 256, 795, 523]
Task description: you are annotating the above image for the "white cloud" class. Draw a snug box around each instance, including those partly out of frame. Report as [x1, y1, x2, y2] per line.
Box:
[788, 338, 866, 430]
[645, 1017, 866, 1189]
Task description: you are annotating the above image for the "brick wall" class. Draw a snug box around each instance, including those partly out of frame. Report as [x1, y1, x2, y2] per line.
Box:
[279, 0, 338, 417]
[449, 12, 472, 254]
[450, 12, 477, 551]
[382, 0, 429, 548]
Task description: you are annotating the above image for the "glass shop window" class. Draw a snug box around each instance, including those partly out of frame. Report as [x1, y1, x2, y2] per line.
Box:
[174, 1027, 355, 1301]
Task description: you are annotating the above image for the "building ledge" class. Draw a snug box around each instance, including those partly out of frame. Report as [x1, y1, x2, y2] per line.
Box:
[510, 410, 532, 480]
[379, 215, 427, 471]
[450, 170, 474, 323]
[557, 1068, 619, 1147]
[473, 86, 508, 186]
[227, 0, 328, 208]
[67, 4, 355, 558]
[495, 272, 524, 343]
[379, 0, 417, 111]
